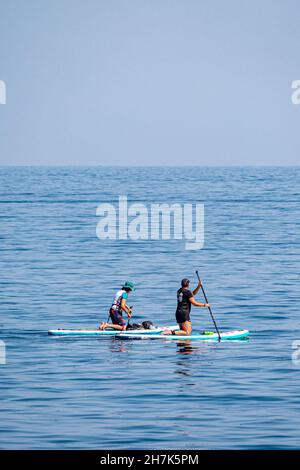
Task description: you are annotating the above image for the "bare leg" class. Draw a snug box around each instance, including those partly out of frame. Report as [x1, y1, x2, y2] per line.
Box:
[162, 321, 191, 335]
[175, 321, 192, 335]
[99, 322, 126, 331]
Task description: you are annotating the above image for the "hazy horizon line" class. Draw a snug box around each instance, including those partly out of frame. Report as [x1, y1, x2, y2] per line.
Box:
[1, 164, 299, 168]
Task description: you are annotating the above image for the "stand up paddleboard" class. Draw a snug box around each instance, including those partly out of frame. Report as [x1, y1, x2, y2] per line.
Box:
[48, 325, 179, 336]
[117, 329, 250, 341]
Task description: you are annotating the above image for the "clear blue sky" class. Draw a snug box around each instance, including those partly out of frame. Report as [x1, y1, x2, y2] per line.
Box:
[0, 0, 299, 165]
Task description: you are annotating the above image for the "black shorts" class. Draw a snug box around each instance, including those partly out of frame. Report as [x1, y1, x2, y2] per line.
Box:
[176, 311, 191, 324]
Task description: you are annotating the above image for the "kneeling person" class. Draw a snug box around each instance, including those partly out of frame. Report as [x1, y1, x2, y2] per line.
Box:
[100, 281, 134, 331]
[165, 278, 209, 336]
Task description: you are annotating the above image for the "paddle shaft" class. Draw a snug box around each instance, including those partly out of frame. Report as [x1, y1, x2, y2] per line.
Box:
[196, 271, 221, 341]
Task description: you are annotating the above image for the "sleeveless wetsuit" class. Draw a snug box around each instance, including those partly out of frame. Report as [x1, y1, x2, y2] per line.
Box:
[175, 288, 193, 324]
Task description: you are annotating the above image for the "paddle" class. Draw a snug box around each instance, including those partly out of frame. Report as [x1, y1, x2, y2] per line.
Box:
[195, 270, 221, 341]
[126, 306, 133, 329]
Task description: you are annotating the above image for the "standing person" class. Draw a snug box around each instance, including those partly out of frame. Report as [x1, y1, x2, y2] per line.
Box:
[164, 278, 210, 336]
[99, 281, 135, 331]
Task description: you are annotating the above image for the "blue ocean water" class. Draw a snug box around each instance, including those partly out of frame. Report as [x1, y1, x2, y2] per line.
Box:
[0, 166, 300, 449]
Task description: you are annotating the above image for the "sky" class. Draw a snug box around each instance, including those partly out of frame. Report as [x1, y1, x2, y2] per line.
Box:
[0, 0, 299, 165]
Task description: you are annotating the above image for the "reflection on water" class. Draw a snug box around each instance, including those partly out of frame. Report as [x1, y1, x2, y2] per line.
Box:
[176, 341, 195, 355]
[109, 338, 128, 354]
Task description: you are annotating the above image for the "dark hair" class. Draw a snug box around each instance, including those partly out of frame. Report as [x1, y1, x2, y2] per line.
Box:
[181, 278, 190, 288]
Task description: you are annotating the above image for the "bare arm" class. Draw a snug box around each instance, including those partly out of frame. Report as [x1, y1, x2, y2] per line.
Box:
[193, 281, 202, 296]
[190, 297, 210, 308]
[120, 298, 132, 317]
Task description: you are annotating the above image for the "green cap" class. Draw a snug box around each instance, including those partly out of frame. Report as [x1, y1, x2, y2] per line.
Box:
[122, 281, 135, 291]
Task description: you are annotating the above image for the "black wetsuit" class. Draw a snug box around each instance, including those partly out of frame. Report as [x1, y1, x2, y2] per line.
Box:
[175, 288, 193, 324]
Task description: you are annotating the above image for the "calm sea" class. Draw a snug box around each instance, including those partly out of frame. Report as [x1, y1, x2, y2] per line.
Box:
[0, 166, 300, 449]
